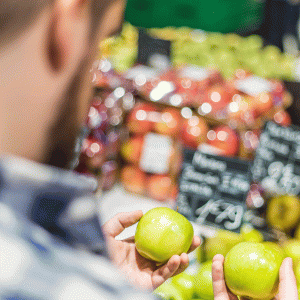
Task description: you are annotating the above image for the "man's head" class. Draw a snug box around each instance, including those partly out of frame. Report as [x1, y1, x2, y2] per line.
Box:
[0, 0, 125, 168]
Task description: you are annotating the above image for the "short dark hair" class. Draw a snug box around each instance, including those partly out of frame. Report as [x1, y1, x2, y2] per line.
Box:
[0, 0, 114, 46]
[0, 1, 52, 46]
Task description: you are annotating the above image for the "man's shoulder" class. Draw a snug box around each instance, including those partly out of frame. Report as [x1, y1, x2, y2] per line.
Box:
[0, 203, 154, 300]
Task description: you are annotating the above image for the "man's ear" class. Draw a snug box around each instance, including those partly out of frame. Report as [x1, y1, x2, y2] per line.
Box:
[47, 0, 90, 72]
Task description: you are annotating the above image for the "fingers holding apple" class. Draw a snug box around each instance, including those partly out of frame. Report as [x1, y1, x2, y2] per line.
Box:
[152, 237, 201, 290]
[152, 254, 188, 289]
[135, 207, 195, 264]
[134, 207, 201, 289]
[212, 249, 298, 300]
[278, 258, 298, 300]
[224, 242, 284, 300]
[212, 254, 249, 300]
[187, 235, 201, 255]
[102, 210, 144, 239]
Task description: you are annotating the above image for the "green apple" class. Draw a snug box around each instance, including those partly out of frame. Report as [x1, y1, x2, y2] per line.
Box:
[204, 237, 228, 261]
[282, 239, 300, 265]
[294, 260, 300, 284]
[240, 35, 263, 53]
[266, 195, 300, 232]
[154, 281, 185, 300]
[224, 242, 284, 300]
[295, 224, 300, 240]
[240, 224, 264, 243]
[172, 272, 195, 300]
[263, 242, 285, 257]
[208, 32, 224, 49]
[204, 230, 242, 261]
[217, 50, 235, 64]
[281, 55, 295, 80]
[196, 243, 204, 263]
[263, 45, 281, 61]
[225, 33, 242, 50]
[254, 63, 273, 78]
[135, 207, 194, 264]
[194, 261, 214, 300]
[241, 52, 262, 70]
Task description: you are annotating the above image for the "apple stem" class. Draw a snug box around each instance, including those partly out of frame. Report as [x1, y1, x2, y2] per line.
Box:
[176, 206, 178, 212]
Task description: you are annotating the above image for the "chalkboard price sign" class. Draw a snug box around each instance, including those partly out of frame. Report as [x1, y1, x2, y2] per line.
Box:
[177, 150, 251, 233]
[137, 28, 171, 69]
[253, 121, 300, 196]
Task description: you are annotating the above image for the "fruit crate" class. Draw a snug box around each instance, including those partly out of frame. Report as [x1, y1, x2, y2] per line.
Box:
[125, 0, 265, 33]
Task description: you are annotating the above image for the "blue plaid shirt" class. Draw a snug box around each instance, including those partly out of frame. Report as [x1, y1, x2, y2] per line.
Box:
[0, 155, 154, 300]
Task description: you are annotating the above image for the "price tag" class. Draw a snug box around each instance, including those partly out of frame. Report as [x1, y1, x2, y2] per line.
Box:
[178, 150, 251, 233]
[235, 76, 272, 97]
[252, 121, 300, 196]
[137, 28, 171, 69]
[179, 66, 209, 81]
[125, 65, 159, 81]
[194, 198, 244, 232]
[139, 133, 173, 174]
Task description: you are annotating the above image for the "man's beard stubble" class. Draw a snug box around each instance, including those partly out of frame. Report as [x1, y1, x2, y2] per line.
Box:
[43, 56, 92, 170]
[42, 0, 121, 170]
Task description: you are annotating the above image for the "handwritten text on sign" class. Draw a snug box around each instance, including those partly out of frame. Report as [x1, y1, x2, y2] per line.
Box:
[195, 199, 244, 231]
[177, 150, 251, 233]
[253, 122, 300, 196]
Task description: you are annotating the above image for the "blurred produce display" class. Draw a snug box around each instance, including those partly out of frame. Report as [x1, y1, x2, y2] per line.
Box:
[120, 101, 181, 202]
[76, 47, 295, 201]
[73, 22, 300, 300]
[99, 23, 297, 81]
[124, 64, 292, 131]
[75, 60, 136, 192]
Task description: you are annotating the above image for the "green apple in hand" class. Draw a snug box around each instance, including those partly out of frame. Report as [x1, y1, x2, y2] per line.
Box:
[224, 242, 284, 300]
[263, 241, 285, 257]
[135, 207, 194, 264]
[154, 281, 185, 300]
[171, 272, 195, 300]
[194, 261, 214, 300]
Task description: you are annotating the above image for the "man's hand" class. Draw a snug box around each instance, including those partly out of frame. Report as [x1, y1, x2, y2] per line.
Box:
[212, 254, 299, 300]
[102, 210, 201, 291]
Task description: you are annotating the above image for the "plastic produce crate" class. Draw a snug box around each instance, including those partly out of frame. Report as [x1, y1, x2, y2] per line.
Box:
[125, 0, 265, 33]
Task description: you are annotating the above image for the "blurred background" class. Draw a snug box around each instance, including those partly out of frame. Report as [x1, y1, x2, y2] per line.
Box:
[72, 2, 300, 297]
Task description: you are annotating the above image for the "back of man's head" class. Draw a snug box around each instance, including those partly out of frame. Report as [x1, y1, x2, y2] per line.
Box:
[0, 0, 124, 168]
[1, 1, 52, 46]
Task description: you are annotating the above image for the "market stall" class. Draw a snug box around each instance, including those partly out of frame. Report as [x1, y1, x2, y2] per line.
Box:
[76, 16, 300, 300]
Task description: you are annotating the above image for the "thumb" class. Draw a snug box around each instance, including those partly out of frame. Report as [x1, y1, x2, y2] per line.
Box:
[102, 210, 143, 238]
[278, 257, 298, 300]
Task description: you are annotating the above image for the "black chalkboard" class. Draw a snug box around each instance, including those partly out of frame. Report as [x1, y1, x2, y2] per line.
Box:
[137, 28, 171, 67]
[252, 121, 300, 196]
[177, 150, 251, 233]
